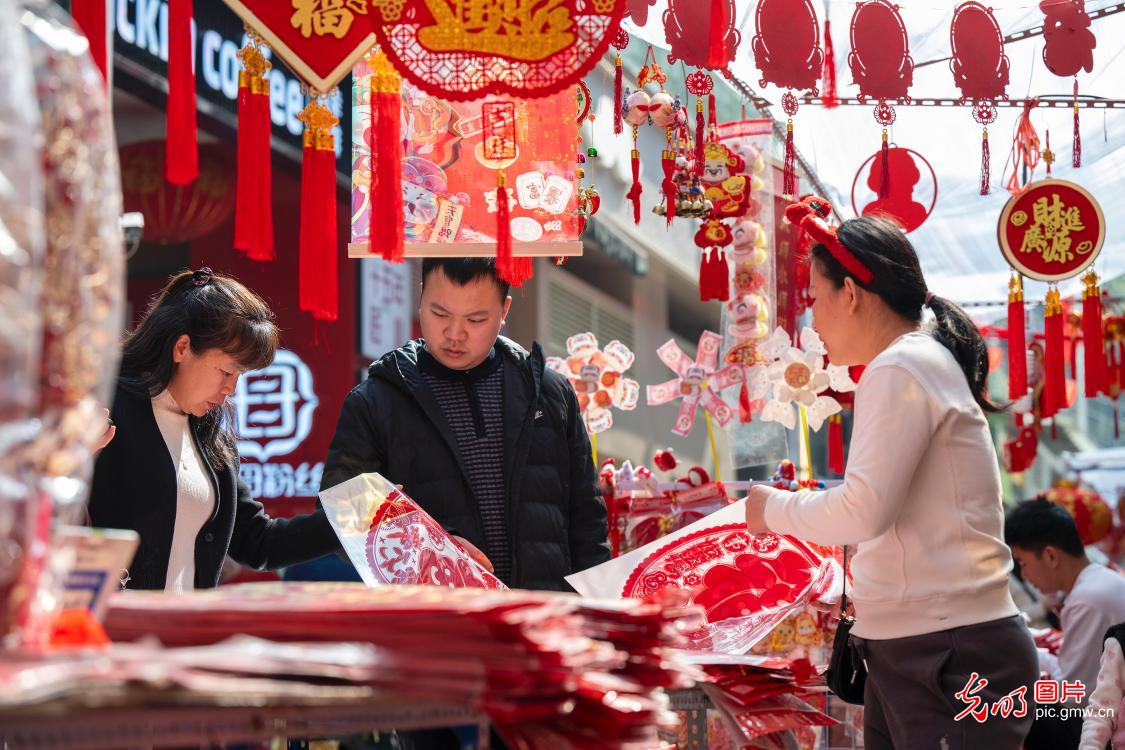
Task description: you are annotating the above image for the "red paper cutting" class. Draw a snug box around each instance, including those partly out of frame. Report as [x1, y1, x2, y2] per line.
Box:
[627, 0, 658, 25]
[850, 146, 937, 233]
[664, 0, 742, 76]
[751, 0, 823, 94]
[950, 2, 1010, 102]
[848, 0, 913, 102]
[1041, 0, 1096, 78]
[368, 0, 627, 101]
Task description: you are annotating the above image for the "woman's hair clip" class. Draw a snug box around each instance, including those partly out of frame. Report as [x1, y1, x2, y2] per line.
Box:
[192, 267, 214, 287]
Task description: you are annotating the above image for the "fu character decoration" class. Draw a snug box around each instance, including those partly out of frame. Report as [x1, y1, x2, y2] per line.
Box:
[998, 179, 1106, 422]
[482, 101, 529, 286]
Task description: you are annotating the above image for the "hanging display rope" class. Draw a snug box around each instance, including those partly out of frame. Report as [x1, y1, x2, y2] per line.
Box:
[799, 406, 814, 483]
[704, 410, 722, 483]
[797, 95, 1125, 108]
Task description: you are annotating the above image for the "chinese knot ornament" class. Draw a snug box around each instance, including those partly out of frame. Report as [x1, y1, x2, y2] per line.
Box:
[367, 0, 627, 101]
[546, 333, 640, 434]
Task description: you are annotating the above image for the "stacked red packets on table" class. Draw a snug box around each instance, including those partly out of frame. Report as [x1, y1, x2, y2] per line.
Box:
[104, 582, 705, 749]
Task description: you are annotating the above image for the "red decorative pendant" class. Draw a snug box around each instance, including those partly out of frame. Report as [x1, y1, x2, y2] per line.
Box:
[751, 0, 823, 94]
[1041, 0, 1096, 78]
[848, 0, 913, 102]
[664, 0, 741, 76]
[850, 146, 937, 233]
[950, 2, 1010, 103]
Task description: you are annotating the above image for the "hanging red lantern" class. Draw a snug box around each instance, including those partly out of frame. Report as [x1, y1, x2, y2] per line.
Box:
[119, 141, 235, 245]
[1043, 480, 1113, 546]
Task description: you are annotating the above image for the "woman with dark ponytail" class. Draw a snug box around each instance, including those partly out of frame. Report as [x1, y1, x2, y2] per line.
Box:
[89, 268, 341, 591]
[746, 198, 1037, 749]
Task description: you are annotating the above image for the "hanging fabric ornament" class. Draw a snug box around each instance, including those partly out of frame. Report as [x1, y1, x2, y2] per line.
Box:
[827, 414, 844, 474]
[685, 70, 713, 177]
[1072, 79, 1082, 168]
[165, 0, 198, 185]
[627, 141, 643, 224]
[821, 17, 838, 108]
[612, 29, 629, 136]
[973, 102, 997, 196]
[368, 50, 405, 264]
[783, 94, 798, 197]
[70, 0, 108, 84]
[1082, 271, 1104, 397]
[878, 128, 891, 199]
[234, 35, 274, 261]
[1044, 130, 1055, 176]
[1005, 101, 1041, 195]
[482, 100, 527, 286]
[661, 144, 677, 225]
[1043, 286, 1066, 418]
[297, 93, 340, 323]
[1008, 273, 1027, 401]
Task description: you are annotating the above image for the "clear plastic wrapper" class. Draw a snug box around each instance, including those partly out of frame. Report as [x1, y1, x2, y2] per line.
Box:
[320, 472, 507, 589]
[0, 0, 47, 648]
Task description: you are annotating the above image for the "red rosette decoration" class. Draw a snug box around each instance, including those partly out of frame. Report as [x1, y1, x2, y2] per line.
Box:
[368, 0, 628, 101]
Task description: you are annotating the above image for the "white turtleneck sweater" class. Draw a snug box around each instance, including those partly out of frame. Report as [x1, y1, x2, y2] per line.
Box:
[151, 389, 216, 593]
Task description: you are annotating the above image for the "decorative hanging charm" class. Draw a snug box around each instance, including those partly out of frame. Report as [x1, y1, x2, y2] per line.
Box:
[950, 3, 1008, 197]
[851, 145, 937, 233]
[234, 34, 274, 261]
[298, 93, 341, 323]
[848, 0, 914, 103]
[1005, 101, 1041, 195]
[686, 70, 715, 176]
[483, 100, 529, 286]
[1082, 271, 1105, 397]
[612, 29, 630, 136]
[1041, 0, 1096, 78]
[997, 178, 1105, 282]
[575, 82, 601, 243]
[821, 0, 838, 107]
[1073, 79, 1082, 168]
[974, 102, 997, 196]
[751, 0, 823, 197]
[366, 0, 628, 101]
[664, 0, 741, 77]
[1008, 273, 1028, 401]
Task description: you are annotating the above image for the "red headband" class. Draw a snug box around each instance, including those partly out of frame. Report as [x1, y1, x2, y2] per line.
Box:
[784, 197, 875, 286]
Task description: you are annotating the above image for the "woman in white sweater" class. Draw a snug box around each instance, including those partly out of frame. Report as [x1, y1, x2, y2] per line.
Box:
[746, 197, 1038, 749]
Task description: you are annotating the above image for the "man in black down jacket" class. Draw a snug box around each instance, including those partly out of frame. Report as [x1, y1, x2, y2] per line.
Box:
[320, 257, 609, 592]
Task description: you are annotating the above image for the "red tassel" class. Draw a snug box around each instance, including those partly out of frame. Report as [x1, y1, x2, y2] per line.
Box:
[713, 248, 729, 301]
[821, 20, 838, 108]
[698, 249, 713, 301]
[708, 94, 717, 128]
[980, 128, 991, 196]
[1073, 80, 1081, 168]
[1008, 275, 1027, 400]
[235, 43, 274, 261]
[613, 55, 623, 136]
[783, 120, 796, 197]
[828, 415, 844, 474]
[878, 130, 891, 199]
[739, 382, 752, 423]
[298, 99, 339, 323]
[369, 51, 405, 263]
[707, 0, 726, 69]
[1043, 288, 1066, 418]
[70, 0, 108, 84]
[627, 147, 642, 225]
[661, 149, 677, 225]
[694, 98, 705, 176]
[494, 173, 531, 286]
[165, 0, 198, 185]
[1082, 273, 1104, 397]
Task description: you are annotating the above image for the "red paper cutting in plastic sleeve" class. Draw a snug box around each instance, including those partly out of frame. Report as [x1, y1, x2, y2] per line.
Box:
[320, 472, 506, 590]
[566, 499, 838, 654]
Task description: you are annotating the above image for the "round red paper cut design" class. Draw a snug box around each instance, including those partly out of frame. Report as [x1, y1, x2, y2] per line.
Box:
[621, 524, 822, 623]
[850, 146, 937, 234]
[997, 179, 1104, 282]
[368, 0, 628, 101]
[365, 490, 505, 589]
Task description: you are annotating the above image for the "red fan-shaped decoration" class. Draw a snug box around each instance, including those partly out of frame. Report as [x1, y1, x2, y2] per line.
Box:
[848, 0, 913, 102]
[950, 2, 1010, 102]
[665, 0, 742, 76]
[119, 140, 235, 244]
[751, 0, 823, 94]
[367, 0, 628, 101]
[1041, 0, 1096, 77]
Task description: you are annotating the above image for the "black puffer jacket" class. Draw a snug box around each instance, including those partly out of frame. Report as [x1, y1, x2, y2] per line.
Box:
[321, 337, 609, 591]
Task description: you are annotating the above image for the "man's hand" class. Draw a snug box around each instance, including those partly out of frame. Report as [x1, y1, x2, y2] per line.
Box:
[453, 535, 494, 573]
[745, 485, 773, 535]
